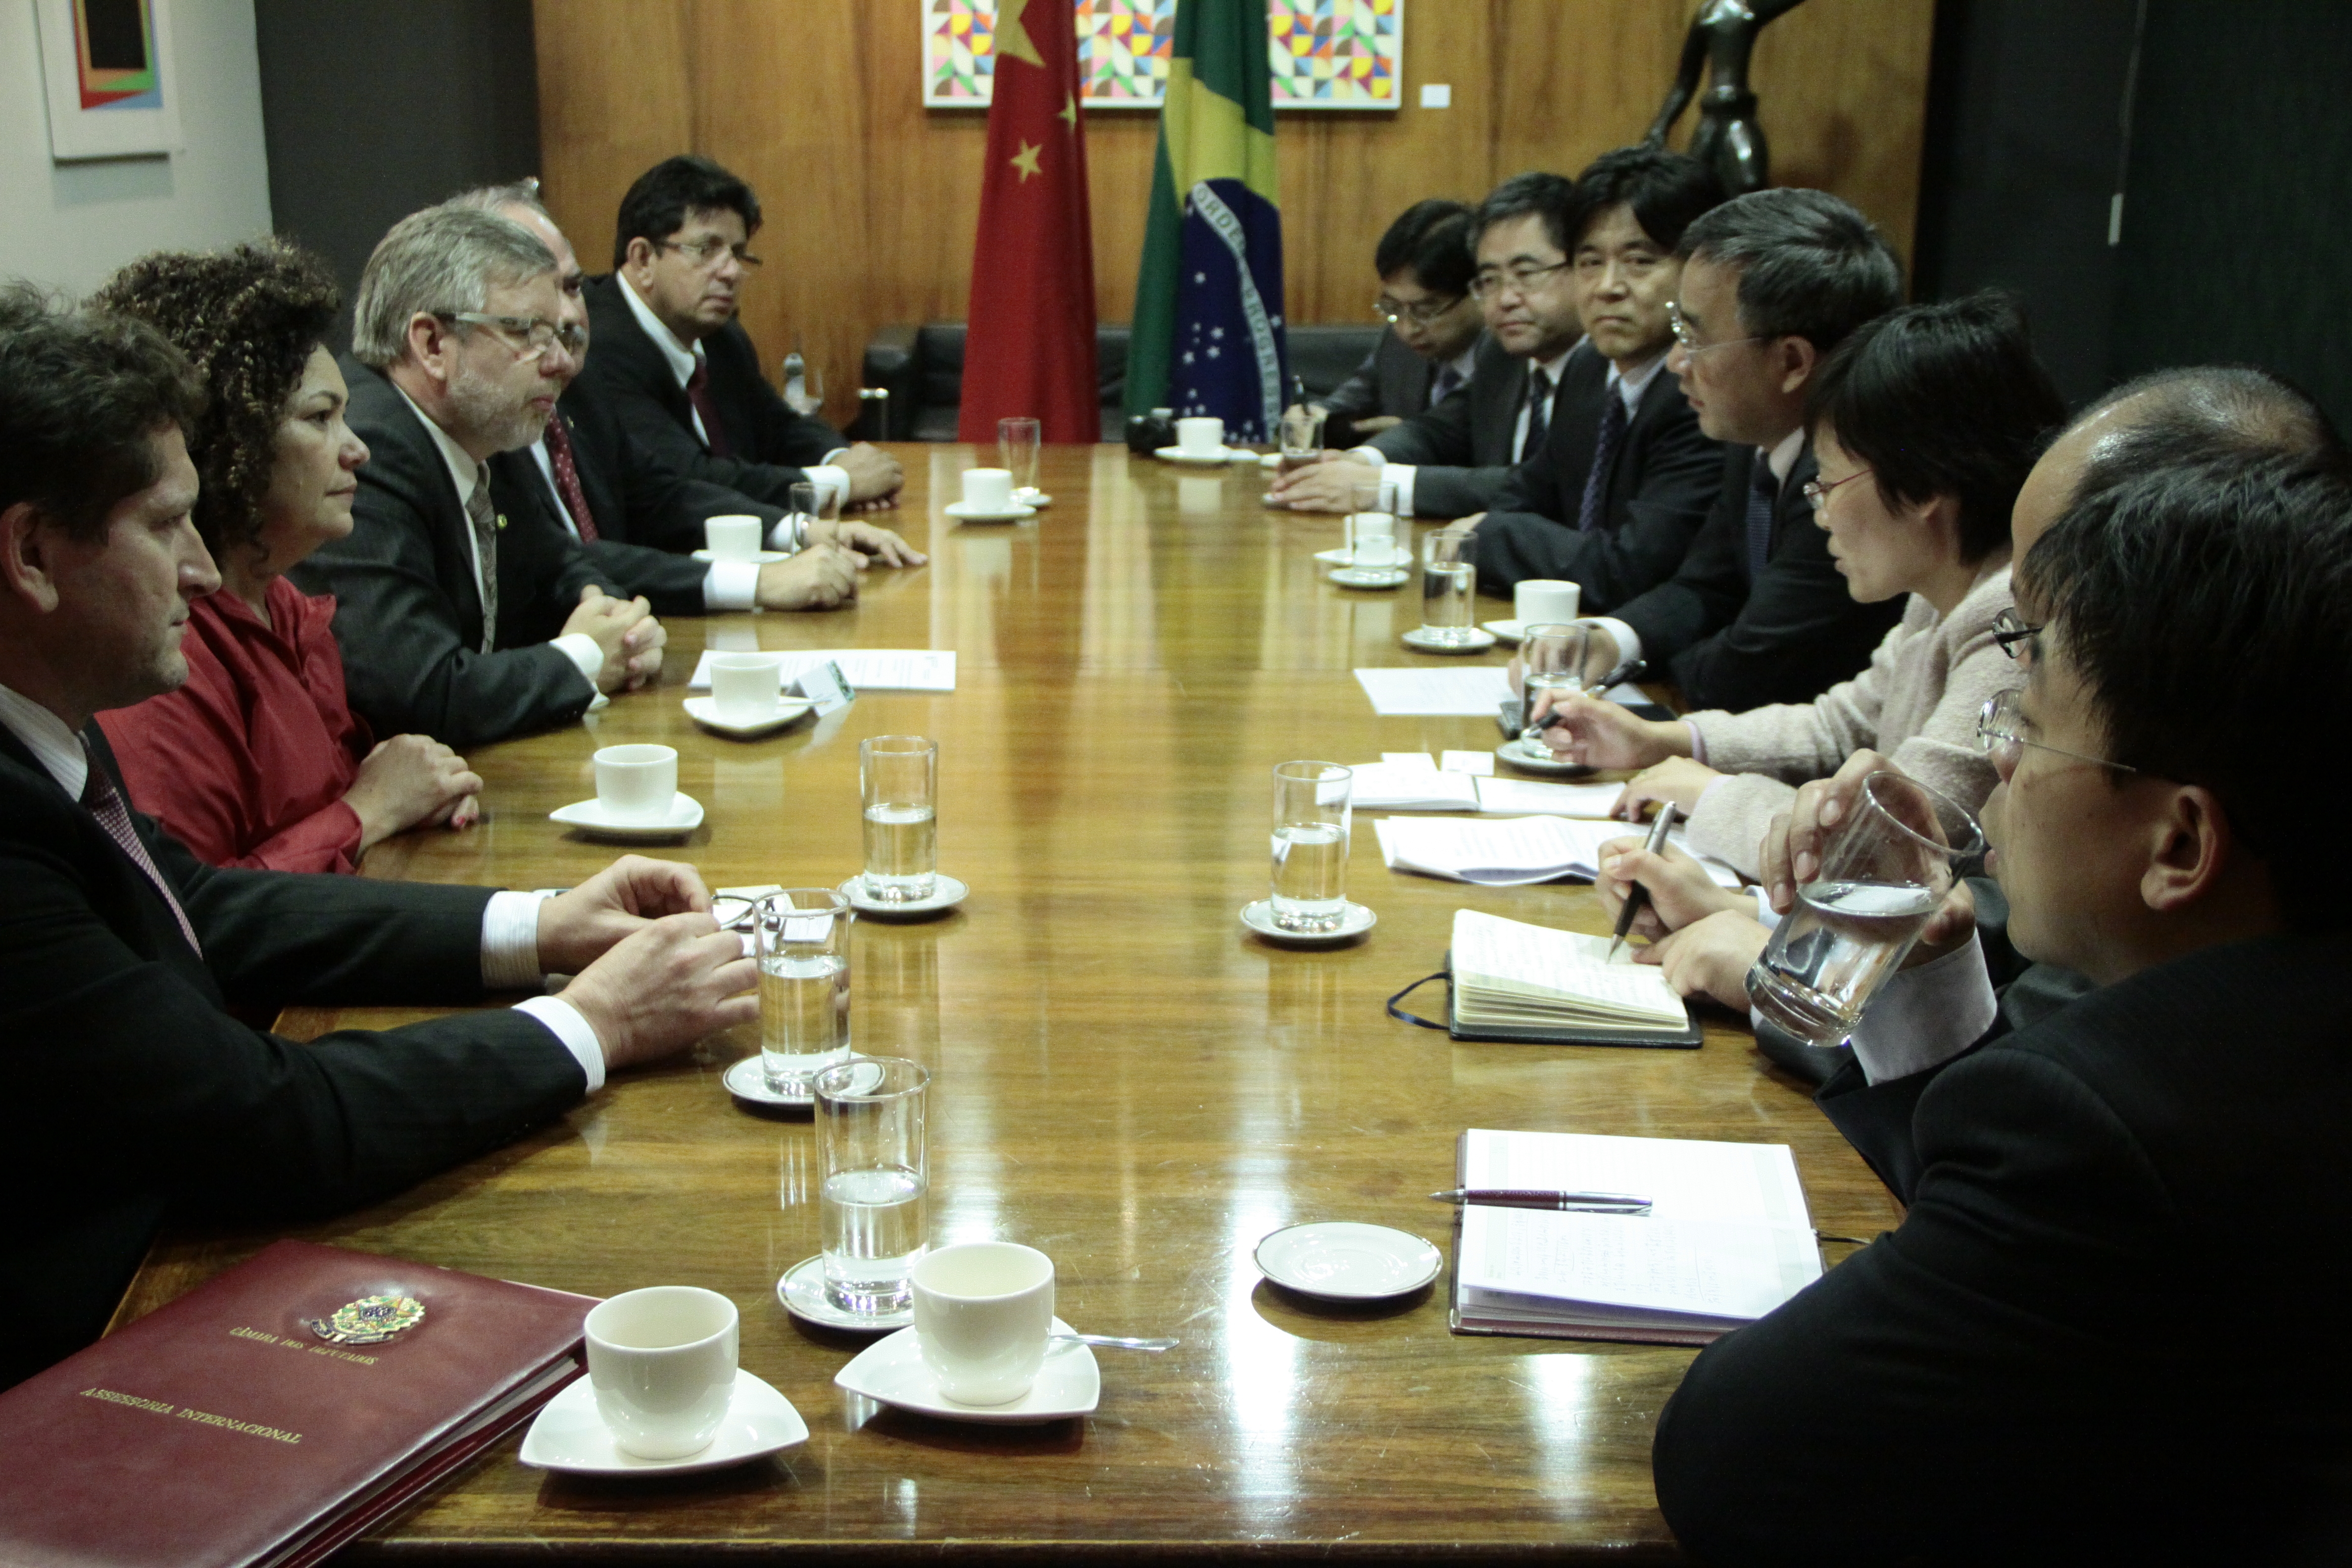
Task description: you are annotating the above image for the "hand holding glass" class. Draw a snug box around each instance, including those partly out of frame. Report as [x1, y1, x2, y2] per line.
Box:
[1279, 406, 1327, 472]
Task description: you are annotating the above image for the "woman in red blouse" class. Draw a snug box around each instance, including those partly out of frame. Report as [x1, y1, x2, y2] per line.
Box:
[93, 241, 483, 873]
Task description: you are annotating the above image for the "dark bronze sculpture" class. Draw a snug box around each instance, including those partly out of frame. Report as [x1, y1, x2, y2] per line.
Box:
[1644, 0, 1810, 197]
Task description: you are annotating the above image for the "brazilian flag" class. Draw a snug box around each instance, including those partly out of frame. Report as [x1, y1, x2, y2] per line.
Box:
[1125, 0, 1288, 441]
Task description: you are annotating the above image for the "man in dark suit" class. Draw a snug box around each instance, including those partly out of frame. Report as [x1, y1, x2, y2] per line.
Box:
[1460, 147, 1727, 605]
[1581, 188, 1906, 711]
[1309, 199, 1483, 448]
[291, 205, 666, 749]
[1650, 452, 2352, 1564]
[0, 285, 758, 1389]
[1270, 173, 1589, 521]
[563, 155, 903, 513]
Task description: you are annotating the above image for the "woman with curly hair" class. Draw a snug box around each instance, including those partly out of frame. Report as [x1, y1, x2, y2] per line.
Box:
[92, 240, 483, 872]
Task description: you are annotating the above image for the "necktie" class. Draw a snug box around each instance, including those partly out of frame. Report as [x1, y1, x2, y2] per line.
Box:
[81, 749, 201, 958]
[685, 358, 734, 458]
[1576, 390, 1630, 533]
[1519, 368, 1553, 465]
[542, 417, 600, 542]
[464, 464, 500, 655]
[1744, 454, 1780, 585]
[1428, 364, 1464, 408]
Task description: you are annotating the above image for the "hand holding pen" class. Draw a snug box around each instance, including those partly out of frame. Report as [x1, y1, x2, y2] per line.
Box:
[1607, 802, 1679, 962]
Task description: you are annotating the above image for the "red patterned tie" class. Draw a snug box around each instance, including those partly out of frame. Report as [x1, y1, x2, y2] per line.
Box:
[81, 750, 202, 958]
[685, 358, 734, 457]
[542, 417, 600, 541]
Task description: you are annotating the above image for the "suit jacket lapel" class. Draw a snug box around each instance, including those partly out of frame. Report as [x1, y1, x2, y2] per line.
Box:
[1771, 441, 1819, 555]
[347, 362, 490, 646]
[1547, 344, 1608, 510]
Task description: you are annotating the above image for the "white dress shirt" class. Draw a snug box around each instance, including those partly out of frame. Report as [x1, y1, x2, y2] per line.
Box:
[615, 272, 847, 544]
[526, 438, 759, 611]
[393, 387, 605, 687]
[0, 682, 606, 1091]
[1359, 342, 1577, 520]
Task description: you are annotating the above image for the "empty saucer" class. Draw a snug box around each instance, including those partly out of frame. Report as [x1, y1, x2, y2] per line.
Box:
[834, 1317, 1100, 1425]
[1014, 488, 1054, 508]
[549, 793, 705, 840]
[1400, 626, 1498, 654]
[778, 1255, 912, 1332]
[1254, 1222, 1443, 1301]
[1239, 899, 1375, 945]
[684, 695, 812, 737]
[518, 1368, 808, 1475]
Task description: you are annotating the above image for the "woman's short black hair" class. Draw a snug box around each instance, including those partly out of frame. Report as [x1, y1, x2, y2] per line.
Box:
[89, 240, 340, 562]
[2023, 454, 2352, 931]
[1571, 146, 1726, 254]
[613, 155, 763, 271]
[1804, 291, 2067, 562]
[1373, 199, 1474, 297]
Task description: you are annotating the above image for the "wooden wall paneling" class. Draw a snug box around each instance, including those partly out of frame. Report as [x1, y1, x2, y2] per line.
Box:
[530, 0, 691, 274]
[1490, 0, 1688, 184]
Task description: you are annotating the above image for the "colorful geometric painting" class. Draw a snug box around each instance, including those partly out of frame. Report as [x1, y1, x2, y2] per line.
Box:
[924, 0, 1402, 112]
[33, 0, 180, 159]
[72, 0, 163, 110]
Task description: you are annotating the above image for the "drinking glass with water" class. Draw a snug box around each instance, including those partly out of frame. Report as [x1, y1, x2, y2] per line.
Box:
[1419, 528, 1479, 644]
[1748, 771, 1984, 1048]
[815, 1056, 929, 1316]
[860, 735, 938, 902]
[1279, 406, 1327, 473]
[1270, 761, 1352, 933]
[1517, 622, 1591, 744]
[754, 889, 852, 1096]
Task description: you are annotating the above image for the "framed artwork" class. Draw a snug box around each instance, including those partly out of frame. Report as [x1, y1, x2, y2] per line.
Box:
[32, 0, 183, 160]
[924, 0, 1402, 112]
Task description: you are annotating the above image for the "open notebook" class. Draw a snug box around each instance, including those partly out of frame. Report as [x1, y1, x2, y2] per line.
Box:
[1444, 908, 1700, 1046]
[1448, 1128, 1823, 1345]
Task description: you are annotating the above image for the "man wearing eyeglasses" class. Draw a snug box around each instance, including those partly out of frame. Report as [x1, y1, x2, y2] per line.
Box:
[1304, 199, 1484, 448]
[294, 205, 668, 749]
[1269, 173, 1576, 520]
[567, 156, 903, 515]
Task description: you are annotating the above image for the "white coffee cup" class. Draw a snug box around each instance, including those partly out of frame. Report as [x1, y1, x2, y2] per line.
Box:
[1515, 579, 1581, 626]
[705, 514, 763, 561]
[911, 1241, 1055, 1406]
[593, 743, 677, 820]
[1175, 416, 1224, 456]
[707, 653, 783, 721]
[583, 1286, 739, 1459]
[1346, 509, 1398, 565]
[961, 467, 1015, 512]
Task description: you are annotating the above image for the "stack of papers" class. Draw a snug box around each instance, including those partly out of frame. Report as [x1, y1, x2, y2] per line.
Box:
[1372, 814, 1742, 887]
[689, 649, 956, 691]
[1346, 757, 1624, 817]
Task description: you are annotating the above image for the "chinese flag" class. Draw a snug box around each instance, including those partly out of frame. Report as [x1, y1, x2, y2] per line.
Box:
[957, 0, 1101, 443]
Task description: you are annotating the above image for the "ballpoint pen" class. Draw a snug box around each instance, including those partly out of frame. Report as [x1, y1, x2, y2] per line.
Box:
[1428, 1188, 1654, 1214]
[1532, 659, 1648, 731]
[1606, 800, 1679, 962]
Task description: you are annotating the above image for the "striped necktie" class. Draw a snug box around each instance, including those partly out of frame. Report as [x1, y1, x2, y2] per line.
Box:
[1744, 455, 1780, 584]
[464, 464, 499, 655]
[81, 747, 201, 958]
[1576, 390, 1629, 533]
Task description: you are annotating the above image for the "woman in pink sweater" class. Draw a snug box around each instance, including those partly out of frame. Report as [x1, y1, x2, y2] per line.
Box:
[1538, 293, 2067, 879]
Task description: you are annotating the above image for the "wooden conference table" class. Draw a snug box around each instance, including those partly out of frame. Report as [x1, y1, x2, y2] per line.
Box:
[119, 445, 1900, 1563]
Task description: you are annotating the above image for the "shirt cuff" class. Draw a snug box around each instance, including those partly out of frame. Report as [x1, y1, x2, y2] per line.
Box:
[480, 888, 553, 990]
[1586, 616, 1643, 674]
[1685, 722, 1708, 765]
[1845, 933, 1998, 1086]
[807, 464, 850, 508]
[704, 559, 760, 612]
[820, 447, 850, 466]
[551, 632, 604, 686]
[512, 995, 605, 1095]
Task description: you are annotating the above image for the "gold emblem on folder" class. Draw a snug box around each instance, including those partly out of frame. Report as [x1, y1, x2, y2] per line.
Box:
[305, 1294, 425, 1345]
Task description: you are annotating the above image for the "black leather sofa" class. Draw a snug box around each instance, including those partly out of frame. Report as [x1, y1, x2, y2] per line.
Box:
[856, 321, 1385, 441]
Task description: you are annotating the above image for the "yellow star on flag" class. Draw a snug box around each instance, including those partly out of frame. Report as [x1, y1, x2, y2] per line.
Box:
[1058, 92, 1078, 129]
[1011, 140, 1044, 182]
[993, 0, 1044, 68]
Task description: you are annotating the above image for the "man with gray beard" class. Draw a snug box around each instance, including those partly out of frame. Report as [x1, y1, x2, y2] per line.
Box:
[293, 206, 667, 748]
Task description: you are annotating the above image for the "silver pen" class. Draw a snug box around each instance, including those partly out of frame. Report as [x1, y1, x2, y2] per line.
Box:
[1605, 801, 1679, 962]
[1429, 1188, 1654, 1215]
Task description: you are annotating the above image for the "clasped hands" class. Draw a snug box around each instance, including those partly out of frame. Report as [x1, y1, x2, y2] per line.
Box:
[535, 855, 759, 1073]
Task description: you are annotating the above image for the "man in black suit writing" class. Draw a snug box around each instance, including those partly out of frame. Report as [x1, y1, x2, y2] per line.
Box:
[1582, 188, 1905, 711]
[0, 285, 758, 1389]
[564, 155, 903, 514]
[1456, 146, 1727, 606]
[1651, 448, 2352, 1561]
[1305, 199, 1484, 448]
[292, 205, 665, 749]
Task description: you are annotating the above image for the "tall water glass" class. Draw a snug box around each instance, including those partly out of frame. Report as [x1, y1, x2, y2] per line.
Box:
[861, 735, 938, 902]
[1749, 771, 1985, 1047]
[997, 416, 1042, 498]
[1270, 761, 1352, 932]
[1278, 405, 1327, 472]
[1518, 622, 1591, 740]
[754, 889, 852, 1096]
[816, 1056, 930, 1316]
[1419, 528, 1478, 643]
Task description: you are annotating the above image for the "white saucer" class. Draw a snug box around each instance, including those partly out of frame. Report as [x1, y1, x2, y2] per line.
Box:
[1328, 566, 1410, 589]
[1155, 445, 1246, 465]
[549, 793, 705, 840]
[1401, 626, 1498, 654]
[692, 548, 793, 564]
[1314, 546, 1412, 568]
[944, 500, 1038, 523]
[1254, 1222, 1443, 1301]
[684, 694, 813, 737]
[1014, 489, 1054, 508]
[834, 1317, 1101, 1425]
[723, 1056, 814, 1108]
[778, 1254, 912, 1332]
[839, 873, 969, 917]
[518, 1368, 809, 1475]
[1494, 737, 1591, 775]
[1481, 619, 1527, 644]
[1239, 899, 1376, 945]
